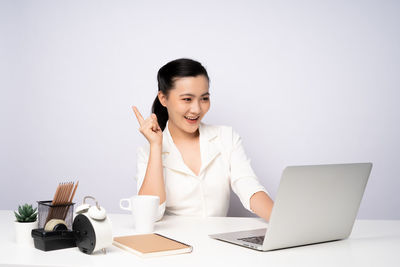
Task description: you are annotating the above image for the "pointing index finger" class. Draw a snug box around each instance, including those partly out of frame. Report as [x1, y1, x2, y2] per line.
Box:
[132, 106, 144, 125]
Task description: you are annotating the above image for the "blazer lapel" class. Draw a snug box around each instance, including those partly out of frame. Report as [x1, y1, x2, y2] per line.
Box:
[199, 123, 221, 175]
[162, 123, 195, 176]
[161, 122, 221, 177]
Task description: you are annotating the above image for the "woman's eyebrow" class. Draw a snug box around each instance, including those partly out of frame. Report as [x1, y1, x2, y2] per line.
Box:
[179, 92, 210, 97]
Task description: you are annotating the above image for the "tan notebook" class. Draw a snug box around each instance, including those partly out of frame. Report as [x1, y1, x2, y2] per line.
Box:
[113, 233, 193, 258]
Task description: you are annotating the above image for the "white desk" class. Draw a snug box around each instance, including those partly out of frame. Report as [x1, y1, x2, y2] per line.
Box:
[1, 210, 399, 267]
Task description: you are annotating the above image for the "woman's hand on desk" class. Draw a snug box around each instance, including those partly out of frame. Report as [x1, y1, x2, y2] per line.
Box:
[132, 106, 163, 146]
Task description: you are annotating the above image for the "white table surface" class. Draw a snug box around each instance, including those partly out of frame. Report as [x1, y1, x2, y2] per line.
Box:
[1, 210, 399, 267]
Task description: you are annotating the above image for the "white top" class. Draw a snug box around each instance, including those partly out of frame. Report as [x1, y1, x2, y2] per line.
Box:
[136, 121, 268, 220]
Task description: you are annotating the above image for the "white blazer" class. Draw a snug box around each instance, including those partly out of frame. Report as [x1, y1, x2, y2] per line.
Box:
[136, 121, 268, 221]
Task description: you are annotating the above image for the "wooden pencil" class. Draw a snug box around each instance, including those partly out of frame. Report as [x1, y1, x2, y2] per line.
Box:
[68, 181, 78, 203]
[53, 183, 62, 219]
[47, 183, 61, 224]
[57, 182, 68, 218]
[63, 181, 79, 219]
[51, 184, 61, 205]
[46, 181, 80, 226]
[62, 182, 74, 218]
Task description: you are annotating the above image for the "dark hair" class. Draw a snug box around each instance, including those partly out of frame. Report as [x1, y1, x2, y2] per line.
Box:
[152, 58, 210, 131]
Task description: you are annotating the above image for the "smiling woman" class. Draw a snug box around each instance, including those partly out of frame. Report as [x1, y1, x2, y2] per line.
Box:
[158, 75, 210, 136]
[132, 58, 273, 222]
[152, 59, 211, 132]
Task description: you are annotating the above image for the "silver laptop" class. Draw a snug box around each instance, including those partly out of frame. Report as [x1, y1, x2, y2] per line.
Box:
[209, 163, 372, 251]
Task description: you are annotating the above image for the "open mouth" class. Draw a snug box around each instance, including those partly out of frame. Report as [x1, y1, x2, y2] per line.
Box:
[184, 115, 200, 123]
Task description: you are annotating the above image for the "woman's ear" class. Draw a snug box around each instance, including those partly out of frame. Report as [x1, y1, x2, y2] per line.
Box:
[158, 91, 167, 107]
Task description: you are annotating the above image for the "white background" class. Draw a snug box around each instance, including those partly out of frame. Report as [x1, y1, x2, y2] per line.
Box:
[1, 0, 399, 219]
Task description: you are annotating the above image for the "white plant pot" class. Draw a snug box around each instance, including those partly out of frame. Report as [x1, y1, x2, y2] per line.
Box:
[15, 220, 38, 246]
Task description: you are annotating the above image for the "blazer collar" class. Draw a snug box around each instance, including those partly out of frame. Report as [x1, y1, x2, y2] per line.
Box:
[162, 121, 221, 177]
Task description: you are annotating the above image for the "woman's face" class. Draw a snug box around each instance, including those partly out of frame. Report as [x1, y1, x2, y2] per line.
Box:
[159, 75, 210, 135]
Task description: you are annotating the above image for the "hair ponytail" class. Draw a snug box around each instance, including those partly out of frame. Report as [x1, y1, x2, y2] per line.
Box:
[151, 58, 209, 131]
[151, 95, 169, 131]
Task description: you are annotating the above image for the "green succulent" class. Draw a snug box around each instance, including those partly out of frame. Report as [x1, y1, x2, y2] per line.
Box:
[14, 204, 37, 222]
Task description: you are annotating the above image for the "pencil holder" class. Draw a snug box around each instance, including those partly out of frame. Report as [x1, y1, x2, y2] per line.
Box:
[37, 201, 75, 230]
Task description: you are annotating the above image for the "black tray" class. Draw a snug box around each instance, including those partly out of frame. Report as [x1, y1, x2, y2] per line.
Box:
[31, 228, 76, 251]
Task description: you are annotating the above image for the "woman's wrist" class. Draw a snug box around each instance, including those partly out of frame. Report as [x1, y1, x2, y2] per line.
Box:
[150, 142, 163, 151]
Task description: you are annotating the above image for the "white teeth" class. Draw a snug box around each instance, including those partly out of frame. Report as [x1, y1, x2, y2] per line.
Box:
[185, 116, 199, 120]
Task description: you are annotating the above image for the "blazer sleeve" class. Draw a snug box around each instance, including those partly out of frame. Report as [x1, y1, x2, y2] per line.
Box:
[135, 145, 166, 221]
[228, 128, 270, 213]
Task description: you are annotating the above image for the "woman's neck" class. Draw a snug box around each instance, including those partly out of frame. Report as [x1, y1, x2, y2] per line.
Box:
[168, 121, 199, 143]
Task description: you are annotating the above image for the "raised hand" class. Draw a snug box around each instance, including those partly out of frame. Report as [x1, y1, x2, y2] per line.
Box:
[132, 106, 163, 146]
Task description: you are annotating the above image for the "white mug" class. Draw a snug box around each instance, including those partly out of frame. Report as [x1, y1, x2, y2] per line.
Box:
[119, 195, 159, 234]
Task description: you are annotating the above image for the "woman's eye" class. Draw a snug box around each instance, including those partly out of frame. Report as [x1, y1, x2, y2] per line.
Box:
[183, 98, 191, 102]
[202, 97, 210, 101]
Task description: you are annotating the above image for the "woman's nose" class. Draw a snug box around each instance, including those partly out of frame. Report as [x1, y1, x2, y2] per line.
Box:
[190, 101, 201, 113]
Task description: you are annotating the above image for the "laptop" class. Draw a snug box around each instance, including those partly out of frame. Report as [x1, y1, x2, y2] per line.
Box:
[209, 163, 372, 251]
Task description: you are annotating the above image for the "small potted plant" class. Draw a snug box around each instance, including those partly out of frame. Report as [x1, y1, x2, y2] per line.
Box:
[14, 203, 38, 245]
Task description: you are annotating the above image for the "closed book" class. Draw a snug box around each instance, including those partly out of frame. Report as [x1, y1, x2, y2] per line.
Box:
[113, 233, 193, 258]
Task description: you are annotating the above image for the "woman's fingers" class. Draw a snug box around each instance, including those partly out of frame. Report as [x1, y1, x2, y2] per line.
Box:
[132, 108, 163, 145]
[148, 119, 160, 133]
[139, 115, 159, 133]
[132, 106, 144, 126]
[133, 108, 162, 143]
[151, 113, 161, 129]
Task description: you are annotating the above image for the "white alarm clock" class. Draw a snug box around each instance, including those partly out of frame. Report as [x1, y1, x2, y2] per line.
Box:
[73, 196, 113, 254]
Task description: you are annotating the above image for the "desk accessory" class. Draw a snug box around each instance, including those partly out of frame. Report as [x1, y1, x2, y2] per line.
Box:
[32, 195, 113, 254]
[119, 195, 159, 233]
[31, 228, 76, 251]
[38, 201, 75, 230]
[45, 181, 78, 225]
[14, 203, 38, 246]
[31, 181, 78, 251]
[113, 233, 192, 258]
[73, 196, 113, 254]
[14, 204, 37, 223]
[31, 182, 113, 254]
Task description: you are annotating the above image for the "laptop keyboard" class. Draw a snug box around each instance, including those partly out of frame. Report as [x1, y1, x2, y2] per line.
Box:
[238, 235, 265, 245]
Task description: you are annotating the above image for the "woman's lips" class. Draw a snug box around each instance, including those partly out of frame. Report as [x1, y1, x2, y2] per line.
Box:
[184, 116, 199, 124]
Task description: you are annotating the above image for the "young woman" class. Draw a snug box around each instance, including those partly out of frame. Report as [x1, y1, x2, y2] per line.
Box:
[133, 58, 273, 221]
